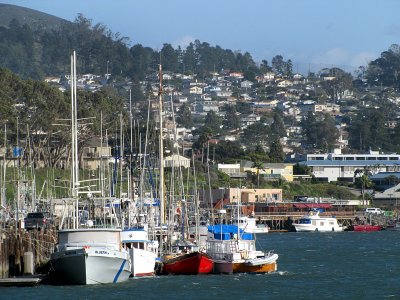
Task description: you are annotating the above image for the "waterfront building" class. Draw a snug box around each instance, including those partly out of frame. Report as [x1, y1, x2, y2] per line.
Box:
[217, 161, 294, 182]
[300, 149, 400, 182]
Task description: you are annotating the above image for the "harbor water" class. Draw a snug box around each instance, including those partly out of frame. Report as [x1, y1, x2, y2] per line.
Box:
[3, 231, 400, 299]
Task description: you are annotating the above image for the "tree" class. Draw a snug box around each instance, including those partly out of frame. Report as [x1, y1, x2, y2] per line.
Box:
[260, 59, 272, 73]
[204, 111, 222, 133]
[354, 168, 373, 206]
[284, 59, 293, 78]
[272, 55, 285, 74]
[268, 136, 285, 162]
[319, 68, 353, 102]
[271, 111, 286, 138]
[348, 108, 391, 152]
[214, 141, 245, 162]
[176, 103, 193, 128]
[301, 112, 338, 151]
[161, 43, 179, 72]
[223, 105, 240, 130]
[366, 44, 400, 88]
[252, 160, 265, 188]
[242, 122, 270, 146]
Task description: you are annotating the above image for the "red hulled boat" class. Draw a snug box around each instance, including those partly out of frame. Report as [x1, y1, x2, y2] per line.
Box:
[162, 251, 214, 275]
[352, 224, 382, 232]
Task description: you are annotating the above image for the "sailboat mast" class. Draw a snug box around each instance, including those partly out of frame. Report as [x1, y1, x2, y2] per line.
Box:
[129, 89, 133, 202]
[158, 65, 165, 226]
[71, 50, 79, 229]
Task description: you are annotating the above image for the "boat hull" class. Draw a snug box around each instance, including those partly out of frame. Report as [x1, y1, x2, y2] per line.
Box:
[293, 224, 343, 232]
[233, 261, 277, 273]
[50, 248, 131, 285]
[352, 225, 382, 232]
[162, 252, 213, 275]
[213, 260, 277, 274]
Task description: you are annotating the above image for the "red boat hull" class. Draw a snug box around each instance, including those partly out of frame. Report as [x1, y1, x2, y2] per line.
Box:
[353, 224, 382, 232]
[162, 252, 214, 275]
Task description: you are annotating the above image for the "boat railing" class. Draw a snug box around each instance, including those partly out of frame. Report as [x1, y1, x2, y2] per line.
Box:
[59, 242, 120, 251]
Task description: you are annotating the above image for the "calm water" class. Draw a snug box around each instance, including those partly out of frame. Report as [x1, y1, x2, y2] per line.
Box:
[3, 231, 400, 300]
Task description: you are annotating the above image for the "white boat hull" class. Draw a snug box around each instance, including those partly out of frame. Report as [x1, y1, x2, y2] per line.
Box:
[246, 227, 269, 234]
[51, 248, 131, 285]
[293, 223, 343, 232]
[130, 248, 156, 277]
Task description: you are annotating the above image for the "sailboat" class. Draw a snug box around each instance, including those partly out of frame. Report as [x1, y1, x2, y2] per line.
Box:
[116, 92, 158, 278]
[50, 52, 131, 285]
[154, 65, 213, 275]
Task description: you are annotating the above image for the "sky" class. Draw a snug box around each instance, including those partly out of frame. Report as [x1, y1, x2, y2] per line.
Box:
[1, 0, 400, 73]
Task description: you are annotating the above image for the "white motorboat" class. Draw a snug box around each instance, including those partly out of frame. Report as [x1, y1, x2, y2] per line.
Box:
[293, 210, 344, 232]
[232, 216, 269, 234]
[121, 228, 157, 277]
[50, 228, 131, 285]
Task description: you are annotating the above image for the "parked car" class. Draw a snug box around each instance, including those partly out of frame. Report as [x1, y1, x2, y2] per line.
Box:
[365, 208, 384, 215]
[24, 212, 53, 230]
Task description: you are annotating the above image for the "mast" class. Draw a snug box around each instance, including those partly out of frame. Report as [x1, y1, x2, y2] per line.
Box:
[70, 51, 79, 229]
[158, 65, 165, 226]
[207, 141, 214, 224]
[192, 154, 200, 243]
[1, 125, 6, 210]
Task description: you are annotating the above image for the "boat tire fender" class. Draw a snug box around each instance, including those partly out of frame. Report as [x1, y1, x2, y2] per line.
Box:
[315, 228, 318, 232]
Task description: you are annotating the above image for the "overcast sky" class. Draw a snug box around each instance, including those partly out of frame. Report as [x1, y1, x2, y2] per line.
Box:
[2, 0, 400, 73]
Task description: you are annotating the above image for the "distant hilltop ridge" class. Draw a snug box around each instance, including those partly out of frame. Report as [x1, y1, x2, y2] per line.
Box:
[0, 3, 70, 30]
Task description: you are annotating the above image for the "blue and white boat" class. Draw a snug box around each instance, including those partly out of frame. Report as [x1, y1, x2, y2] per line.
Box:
[206, 224, 278, 274]
[121, 227, 158, 277]
[293, 210, 344, 232]
[50, 228, 131, 285]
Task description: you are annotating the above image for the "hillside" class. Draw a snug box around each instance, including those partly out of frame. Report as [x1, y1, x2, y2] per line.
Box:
[0, 3, 69, 30]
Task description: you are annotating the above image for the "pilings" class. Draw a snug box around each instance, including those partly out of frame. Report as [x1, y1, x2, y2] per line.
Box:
[0, 227, 57, 278]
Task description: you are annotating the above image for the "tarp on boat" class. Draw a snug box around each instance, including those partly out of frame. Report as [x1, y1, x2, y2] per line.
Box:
[208, 225, 253, 240]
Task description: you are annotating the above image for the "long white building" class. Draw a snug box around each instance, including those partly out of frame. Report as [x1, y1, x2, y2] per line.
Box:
[301, 149, 400, 182]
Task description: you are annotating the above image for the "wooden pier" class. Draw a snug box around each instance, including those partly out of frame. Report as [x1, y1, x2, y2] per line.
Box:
[0, 227, 57, 279]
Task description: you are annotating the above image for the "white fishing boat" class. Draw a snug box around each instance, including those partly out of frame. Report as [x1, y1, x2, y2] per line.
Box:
[50, 52, 131, 285]
[121, 227, 157, 277]
[293, 210, 344, 232]
[50, 228, 131, 285]
[206, 224, 278, 274]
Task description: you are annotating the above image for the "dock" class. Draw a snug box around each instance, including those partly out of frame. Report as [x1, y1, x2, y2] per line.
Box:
[0, 277, 42, 287]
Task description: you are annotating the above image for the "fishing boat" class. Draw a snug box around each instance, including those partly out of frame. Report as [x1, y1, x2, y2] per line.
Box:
[50, 52, 131, 285]
[50, 228, 131, 285]
[162, 242, 213, 275]
[293, 210, 344, 232]
[206, 224, 278, 274]
[121, 227, 157, 277]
